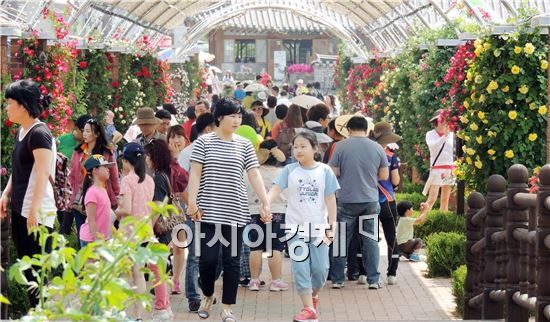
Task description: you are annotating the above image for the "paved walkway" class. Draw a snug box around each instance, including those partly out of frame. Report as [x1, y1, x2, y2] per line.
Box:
[169, 237, 458, 322]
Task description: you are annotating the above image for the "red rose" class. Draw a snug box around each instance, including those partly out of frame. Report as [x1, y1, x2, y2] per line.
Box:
[137, 71, 143, 77]
[79, 61, 87, 69]
[112, 81, 119, 88]
[4, 119, 13, 127]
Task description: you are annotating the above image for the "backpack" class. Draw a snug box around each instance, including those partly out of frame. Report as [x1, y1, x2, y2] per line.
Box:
[26, 124, 72, 211]
[276, 123, 295, 158]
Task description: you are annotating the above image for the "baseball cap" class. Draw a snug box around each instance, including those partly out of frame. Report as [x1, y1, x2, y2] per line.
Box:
[122, 142, 144, 164]
[84, 154, 116, 172]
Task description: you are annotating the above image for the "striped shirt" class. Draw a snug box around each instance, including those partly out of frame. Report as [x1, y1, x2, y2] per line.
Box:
[190, 132, 259, 226]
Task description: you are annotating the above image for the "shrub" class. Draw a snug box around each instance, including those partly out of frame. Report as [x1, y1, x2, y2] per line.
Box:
[426, 232, 466, 277]
[452, 265, 467, 317]
[415, 210, 466, 240]
[401, 180, 424, 194]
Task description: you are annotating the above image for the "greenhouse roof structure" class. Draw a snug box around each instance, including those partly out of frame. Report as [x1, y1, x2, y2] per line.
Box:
[1, 0, 550, 58]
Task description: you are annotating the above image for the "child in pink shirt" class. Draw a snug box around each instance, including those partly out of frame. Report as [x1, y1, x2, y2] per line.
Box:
[79, 154, 115, 247]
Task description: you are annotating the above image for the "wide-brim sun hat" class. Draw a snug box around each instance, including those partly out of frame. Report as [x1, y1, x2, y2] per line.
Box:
[290, 95, 324, 109]
[295, 121, 333, 144]
[134, 107, 161, 125]
[334, 115, 353, 138]
[372, 121, 402, 146]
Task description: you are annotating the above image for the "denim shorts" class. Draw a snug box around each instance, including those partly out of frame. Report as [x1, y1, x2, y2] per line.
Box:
[247, 213, 285, 252]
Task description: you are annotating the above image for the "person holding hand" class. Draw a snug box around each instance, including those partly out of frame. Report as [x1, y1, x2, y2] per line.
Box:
[186, 99, 270, 322]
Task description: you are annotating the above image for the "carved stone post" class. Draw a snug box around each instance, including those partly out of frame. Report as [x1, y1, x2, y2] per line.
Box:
[505, 164, 529, 322]
[483, 175, 506, 319]
[536, 165, 550, 322]
[465, 192, 485, 319]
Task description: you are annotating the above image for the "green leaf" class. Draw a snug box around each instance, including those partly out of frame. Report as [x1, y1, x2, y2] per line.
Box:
[74, 245, 93, 273]
[0, 294, 10, 305]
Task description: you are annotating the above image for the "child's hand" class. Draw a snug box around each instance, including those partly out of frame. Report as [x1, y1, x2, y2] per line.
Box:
[420, 202, 428, 211]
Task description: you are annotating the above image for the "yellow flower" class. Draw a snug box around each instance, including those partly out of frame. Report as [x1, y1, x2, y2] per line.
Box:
[474, 39, 482, 47]
[466, 71, 473, 80]
[460, 115, 469, 124]
[478, 111, 485, 120]
[505, 99, 513, 105]
[524, 43, 535, 55]
[466, 148, 475, 155]
[475, 159, 483, 169]
[476, 136, 483, 144]
[466, 156, 473, 165]
[539, 106, 547, 115]
[488, 130, 497, 137]
[488, 80, 498, 90]
[463, 100, 470, 108]
[501, 85, 509, 93]
[505, 150, 514, 159]
[488, 149, 496, 155]
[483, 42, 491, 50]
[511, 65, 521, 74]
[528, 133, 538, 141]
[519, 85, 529, 94]
[471, 93, 476, 102]
[470, 123, 478, 131]
[508, 110, 517, 120]
[479, 94, 486, 103]
[474, 46, 484, 57]
[514, 46, 522, 54]
[541, 60, 548, 70]
[529, 102, 537, 110]
[464, 135, 470, 141]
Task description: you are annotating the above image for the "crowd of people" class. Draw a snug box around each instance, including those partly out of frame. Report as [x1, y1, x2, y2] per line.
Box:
[0, 76, 455, 322]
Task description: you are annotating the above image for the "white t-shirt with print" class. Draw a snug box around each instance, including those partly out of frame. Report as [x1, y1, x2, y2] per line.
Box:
[274, 162, 340, 237]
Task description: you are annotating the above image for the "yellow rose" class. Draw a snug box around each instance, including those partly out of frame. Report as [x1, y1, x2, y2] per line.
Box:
[528, 133, 538, 141]
[478, 111, 485, 120]
[466, 148, 475, 155]
[460, 115, 469, 124]
[470, 123, 478, 131]
[488, 130, 497, 137]
[519, 85, 529, 94]
[514, 46, 522, 54]
[474, 46, 483, 57]
[541, 60, 548, 70]
[505, 150, 514, 159]
[524, 43, 535, 55]
[529, 102, 536, 110]
[488, 80, 498, 90]
[471, 93, 476, 102]
[464, 135, 470, 141]
[511, 65, 521, 74]
[463, 100, 470, 108]
[502, 85, 509, 93]
[505, 99, 513, 105]
[474, 39, 482, 47]
[488, 149, 496, 155]
[475, 159, 483, 169]
[476, 136, 483, 144]
[466, 156, 473, 165]
[539, 106, 547, 115]
[479, 94, 486, 103]
[508, 110, 517, 120]
[483, 42, 491, 50]
[466, 71, 473, 80]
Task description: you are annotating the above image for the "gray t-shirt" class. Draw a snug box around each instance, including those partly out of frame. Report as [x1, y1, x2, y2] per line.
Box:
[329, 136, 389, 203]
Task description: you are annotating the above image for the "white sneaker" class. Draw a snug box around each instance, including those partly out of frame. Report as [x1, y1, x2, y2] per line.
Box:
[387, 276, 397, 285]
[368, 282, 383, 290]
[331, 282, 344, 289]
[152, 308, 173, 321]
[357, 275, 367, 285]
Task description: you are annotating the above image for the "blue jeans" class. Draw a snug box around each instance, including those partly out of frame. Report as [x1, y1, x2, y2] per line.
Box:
[289, 234, 330, 295]
[331, 202, 381, 284]
[185, 218, 200, 302]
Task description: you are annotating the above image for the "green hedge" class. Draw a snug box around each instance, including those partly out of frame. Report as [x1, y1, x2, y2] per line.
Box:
[452, 265, 467, 317]
[426, 232, 466, 277]
[394, 192, 439, 210]
[401, 180, 424, 194]
[415, 210, 466, 240]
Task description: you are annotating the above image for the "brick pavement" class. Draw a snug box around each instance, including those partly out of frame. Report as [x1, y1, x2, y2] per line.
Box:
[168, 236, 459, 322]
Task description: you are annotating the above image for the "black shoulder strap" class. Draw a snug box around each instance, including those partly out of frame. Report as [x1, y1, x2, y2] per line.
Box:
[431, 141, 446, 167]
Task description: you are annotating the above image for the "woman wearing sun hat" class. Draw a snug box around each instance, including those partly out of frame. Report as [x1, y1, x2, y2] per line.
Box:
[372, 121, 402, 285]
[424, 109, 455, 212]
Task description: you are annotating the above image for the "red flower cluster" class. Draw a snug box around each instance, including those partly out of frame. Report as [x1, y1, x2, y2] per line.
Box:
[79, 61, 88, 69]
[137, 66, 151, 78]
